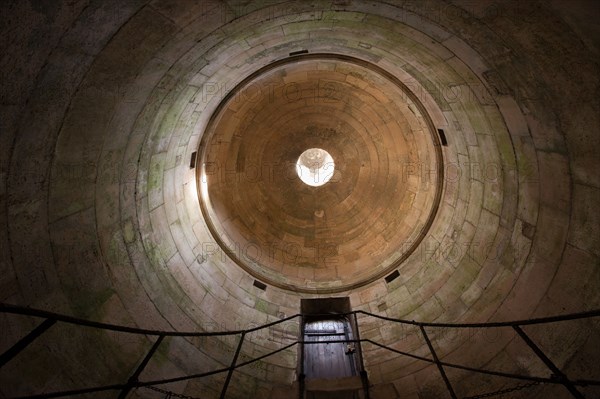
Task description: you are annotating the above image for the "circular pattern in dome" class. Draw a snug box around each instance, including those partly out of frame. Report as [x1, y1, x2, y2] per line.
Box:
[296, 148, 335, 187]
[197, 54, 444, 293]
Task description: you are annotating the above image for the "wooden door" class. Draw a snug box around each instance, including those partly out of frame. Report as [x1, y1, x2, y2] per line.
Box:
[303, 318, 356, 379]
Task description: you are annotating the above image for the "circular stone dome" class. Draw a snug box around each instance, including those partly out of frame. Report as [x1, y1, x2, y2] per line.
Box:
[197, 54, 443, 293]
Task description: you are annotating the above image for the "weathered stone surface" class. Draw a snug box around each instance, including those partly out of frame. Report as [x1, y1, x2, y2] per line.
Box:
[1, 1, 599, 398]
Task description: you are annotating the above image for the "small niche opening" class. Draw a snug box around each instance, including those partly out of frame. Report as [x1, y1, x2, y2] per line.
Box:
[437, 128, 448, 146]
[289, 49, 309, 56]
[253, 280, 267, 291]
[190, 151, 197, 168]
[384, 270, 400, 283]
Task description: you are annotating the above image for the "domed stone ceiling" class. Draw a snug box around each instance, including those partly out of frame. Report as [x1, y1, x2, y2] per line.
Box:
[198, 55, 443, 292]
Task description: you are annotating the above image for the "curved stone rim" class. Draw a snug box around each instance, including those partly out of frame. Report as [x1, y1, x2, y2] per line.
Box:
[195, 53, 446, 294]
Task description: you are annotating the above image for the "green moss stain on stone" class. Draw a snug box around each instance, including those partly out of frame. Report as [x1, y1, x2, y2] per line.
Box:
[254, 298, 279, 317]
[148, 153, 166, 192]
[254, 297, 269, 313]
[153, 85, 198, 143]
[154, 335, 173, 367]
[122, 218, 136, 243]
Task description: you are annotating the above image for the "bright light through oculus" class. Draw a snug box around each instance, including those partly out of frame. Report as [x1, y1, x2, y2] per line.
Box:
[296, 148, 335, 187]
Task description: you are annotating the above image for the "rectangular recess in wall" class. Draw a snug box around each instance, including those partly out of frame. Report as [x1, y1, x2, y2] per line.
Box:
[437, 128, 448, 146]
[384, 270, 400, 284]
[190, 151, 197, 168]
[289, 49, 309, 56]
[253, 280, 267, 291]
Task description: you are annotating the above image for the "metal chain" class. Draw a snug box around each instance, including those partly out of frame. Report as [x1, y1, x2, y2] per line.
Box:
[142, 385, 202, 399]
[462, 381, 542, 399]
